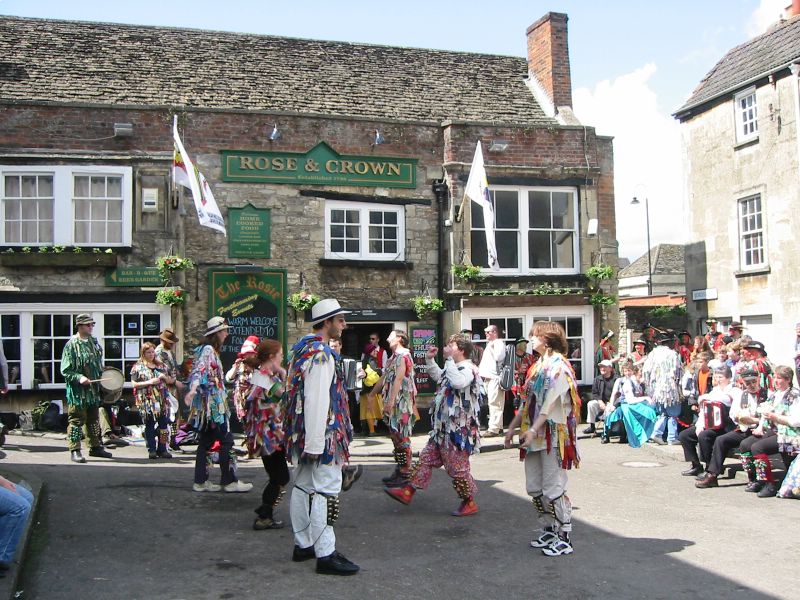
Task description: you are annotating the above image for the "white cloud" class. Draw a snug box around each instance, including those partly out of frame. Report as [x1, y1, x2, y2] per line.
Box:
[747, 0, 787, 36]
[573, 63, 684, 263]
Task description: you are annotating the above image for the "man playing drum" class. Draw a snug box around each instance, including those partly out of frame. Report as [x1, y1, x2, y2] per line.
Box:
[60, 313, 113, 463]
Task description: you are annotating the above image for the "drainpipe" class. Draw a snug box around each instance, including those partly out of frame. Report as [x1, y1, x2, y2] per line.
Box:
[790, 64, 800, 195]
[432, 180, 449, 338]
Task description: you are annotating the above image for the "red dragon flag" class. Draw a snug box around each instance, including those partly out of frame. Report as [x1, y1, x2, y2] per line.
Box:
[172, 116, 226, 236]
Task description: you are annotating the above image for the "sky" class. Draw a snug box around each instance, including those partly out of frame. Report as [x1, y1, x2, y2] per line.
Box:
[0, 0, 790, 261]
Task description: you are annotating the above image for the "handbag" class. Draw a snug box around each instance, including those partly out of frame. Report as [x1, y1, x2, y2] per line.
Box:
[499, 344, 516, 391]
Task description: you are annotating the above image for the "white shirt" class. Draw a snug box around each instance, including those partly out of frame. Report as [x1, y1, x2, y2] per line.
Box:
[303, 351, 336, 456]
[478, 338, 505, 379]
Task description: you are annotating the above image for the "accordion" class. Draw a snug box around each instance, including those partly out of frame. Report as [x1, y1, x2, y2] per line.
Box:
[701, 399, 729, 430]
[342, 359, 360, 391]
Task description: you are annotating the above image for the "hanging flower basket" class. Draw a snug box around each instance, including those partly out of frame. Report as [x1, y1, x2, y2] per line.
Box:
[412, 295, 445, 320]
[287, 291, 320, 312]
[155, 287, 186, 307]
[451, 263, 486, 283]
[156, 255, 195, 282]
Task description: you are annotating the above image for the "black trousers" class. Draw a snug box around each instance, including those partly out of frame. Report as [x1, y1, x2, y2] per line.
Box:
[707, 428, 750, 476]
[256, 449, 291, 519]
[194, 422, 235, 485]
[738, 431, 779, 457]
[679, 424, 733, 466]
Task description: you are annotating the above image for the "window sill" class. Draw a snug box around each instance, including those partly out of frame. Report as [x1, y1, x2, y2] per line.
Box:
[0, 253, 118, 268]
[733, 137, 759, 150]
[319, 258, 413, 270]
[734, 266, 770, 278]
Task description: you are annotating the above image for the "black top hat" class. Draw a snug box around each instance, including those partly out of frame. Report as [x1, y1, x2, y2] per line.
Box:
[744, 340, 767, 355]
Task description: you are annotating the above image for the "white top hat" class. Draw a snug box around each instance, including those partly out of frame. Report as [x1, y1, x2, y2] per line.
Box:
[309, 298, 350, 325]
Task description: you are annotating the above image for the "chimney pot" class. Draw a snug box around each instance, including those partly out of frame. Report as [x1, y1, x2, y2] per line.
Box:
[527, 12, 573, 109]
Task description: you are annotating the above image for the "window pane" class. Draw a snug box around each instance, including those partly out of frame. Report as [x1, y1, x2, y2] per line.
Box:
[331, 209, 344, 223]
[74, 199, 90, 219]
[1, 315, 20, 338]
[369, 225, 381, 240]
[566, 317, 582, 337]
[21, 200, 37, 220]
[552, 231, 574, 268]
[105, 338, 123, 359]
[384, 241, 397, 253]
[494, 190, 518, 229]
[551, 192, 573, 229]
[124, 314, 141, 336]
[108, 200, 123, 220]
[507, 318, 524, 340]
[344, 225, 359, 239]
[21, 176, 37, 197]
[107, 177, 122, 198]
[53, 314, 72, 337]
[384, 227, 397, 240]
[528, 230, 551, 268]
[33, 314, 51, 336]
[529, 191, 551, 228]
[21, 221, 38, 243]
[331, 225, 344, 238]
[471, 202, 485, 229]
[331, 239, 344, 252]
[369, 212, 382, 224]
[471, 231, 488, 267]
[38, 199, 54, 219]
[90, 222, 105, 243]
[74, 176, 90, 197]
[74, 220, 90, 243]
[345, 211, 359, 224]
[104, 314, 121, 336]
[568, 339, 582, 359]
[345, 240, 359, 253]
[495, 231, 518, 268]
[384, 212, 397, 225]
[91, 176, 106, 197]
[91, 199, 106, 220]
[107, 222, 122, 243]
[5, 199, 20, 220]
[5, 176, 20, 197]
[369, 239, 382, 253]
[39, 176, 53, 197]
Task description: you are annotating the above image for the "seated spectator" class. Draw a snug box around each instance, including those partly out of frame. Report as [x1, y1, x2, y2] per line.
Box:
[694, 368, 767, 488]
[678, 365, 739, 479]
[0, 475, 33, 575]
[738, 340, 774, 392]
[745, 365, 800, 498]
[602, 362, 655, 447]
[583, 360, 618, 434]
[681, 352, 713, 428]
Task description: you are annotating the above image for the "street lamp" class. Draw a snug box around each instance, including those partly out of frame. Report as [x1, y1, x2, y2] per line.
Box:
[631, 189, 652, 296]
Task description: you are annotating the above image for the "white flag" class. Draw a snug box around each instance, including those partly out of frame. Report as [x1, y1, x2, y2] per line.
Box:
[464, 141, 499, 270]
[172, 116, 226, 236]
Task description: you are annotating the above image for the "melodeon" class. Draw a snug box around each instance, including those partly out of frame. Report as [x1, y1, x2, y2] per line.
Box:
[701, 399, 730, 430]
[342, 358, 360, 391]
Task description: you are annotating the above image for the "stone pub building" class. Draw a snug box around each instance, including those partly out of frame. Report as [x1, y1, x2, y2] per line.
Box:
[0, 12, 617, 410]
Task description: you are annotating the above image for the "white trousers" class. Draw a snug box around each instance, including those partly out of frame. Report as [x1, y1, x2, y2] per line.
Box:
[290, 460, 342, 558]
[586, 399, 605, 424]
[485, 377, 504, 433]
[524, 449, 572, 533]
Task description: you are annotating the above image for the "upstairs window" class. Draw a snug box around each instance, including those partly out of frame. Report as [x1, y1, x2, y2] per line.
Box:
[734, 87, 758, 143]
[0, 165, 132, 247]
[470, 186, 579, 274]
[324, 200, 405, 261]
[738, 194, 765, 270]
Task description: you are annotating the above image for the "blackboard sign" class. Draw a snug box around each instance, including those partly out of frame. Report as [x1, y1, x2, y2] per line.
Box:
[410, 326, 438, 396]
[208, 269, 287, 368]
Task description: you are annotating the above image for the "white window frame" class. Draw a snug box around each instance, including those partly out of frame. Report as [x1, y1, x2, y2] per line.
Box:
[734, 87, 758, 144]
[0, 303, 170, 390]
[324, 200, 405, 261]
[461, 304, 594, 384]
[470, 185, 579, 275]
[0, 165, 133, 247]
[738, 194, 766, 270]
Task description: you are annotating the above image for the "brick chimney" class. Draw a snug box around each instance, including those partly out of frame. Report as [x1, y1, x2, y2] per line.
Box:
[527, 12, 573, 109]
[786, 1, 800, 18]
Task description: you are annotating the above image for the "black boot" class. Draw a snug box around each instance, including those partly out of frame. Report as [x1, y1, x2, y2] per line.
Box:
[70, 450, 86, 463]
[681, 462, 702, 477]
[89, 446, 112, 458]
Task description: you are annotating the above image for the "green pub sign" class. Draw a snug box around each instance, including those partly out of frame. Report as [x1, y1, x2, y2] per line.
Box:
[208, 268, 287, 368]
[105, 266, 163, 287]
[221, 142, 417, 188]
[228, 204, 271, 258]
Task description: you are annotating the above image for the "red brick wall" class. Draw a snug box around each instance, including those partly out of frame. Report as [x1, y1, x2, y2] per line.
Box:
[526, 12, 573, 108]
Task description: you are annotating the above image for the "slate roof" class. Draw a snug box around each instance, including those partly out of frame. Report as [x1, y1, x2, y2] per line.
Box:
[0, 16, 555, 125]
[675, 14, 800, 117]
[619, 244, 684, 278]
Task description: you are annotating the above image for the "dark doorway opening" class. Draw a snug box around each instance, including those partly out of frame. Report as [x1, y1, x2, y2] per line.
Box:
[341, 323, 394, 360]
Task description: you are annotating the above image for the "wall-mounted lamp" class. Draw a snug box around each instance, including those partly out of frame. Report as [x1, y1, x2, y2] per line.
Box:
[587, 218, 598, 237]
[113, 123, 134, 137]
[268, 124, 282, 141]
[373, 129, 386, 146]
[234, 264, 264, 274]
[488, 139, 509, 152]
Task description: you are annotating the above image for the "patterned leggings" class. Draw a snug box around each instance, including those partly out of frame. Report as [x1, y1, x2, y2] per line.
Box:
[410, 441, 477, 498]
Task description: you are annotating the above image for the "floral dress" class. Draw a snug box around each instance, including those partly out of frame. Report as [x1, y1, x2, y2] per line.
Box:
[187, 345, 229, 430]
[382, 348, 418, 437]
[130, 362, 168, 418]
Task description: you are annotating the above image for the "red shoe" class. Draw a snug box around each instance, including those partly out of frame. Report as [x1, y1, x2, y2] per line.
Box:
[384, 485, 415, 505]
[452, 498, 478, 517]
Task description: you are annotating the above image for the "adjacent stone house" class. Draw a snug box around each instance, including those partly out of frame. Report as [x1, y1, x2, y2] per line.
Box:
[0, 11, 616, 409]
[673, 7, 800, 366]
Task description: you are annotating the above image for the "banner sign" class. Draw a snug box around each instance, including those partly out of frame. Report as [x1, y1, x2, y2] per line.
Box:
[221, 142, 417, 188]
[410, 325, 438, 395]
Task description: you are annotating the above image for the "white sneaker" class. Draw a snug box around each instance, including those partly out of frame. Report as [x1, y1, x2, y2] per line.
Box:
[541, 537, 573, 556]
[193, 481, 221, 492]
[223, 480, 253, 493]
[530, 529, 558, 548]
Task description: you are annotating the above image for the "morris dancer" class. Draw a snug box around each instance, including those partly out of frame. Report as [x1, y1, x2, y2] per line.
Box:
[130, 342, 173, 459]
[60, 313, 112, 463]
[185, 317, 252, 493]
[504, 321, 581, 557]
[245, 339, 290, 530]
[284, 299, 358, 576]
[385, 333, 481, 516]
[226, 336, 260, 422]
[370, 330, 417, 487]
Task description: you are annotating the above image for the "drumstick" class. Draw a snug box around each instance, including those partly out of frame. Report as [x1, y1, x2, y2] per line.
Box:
[87, 377, 116, 383]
